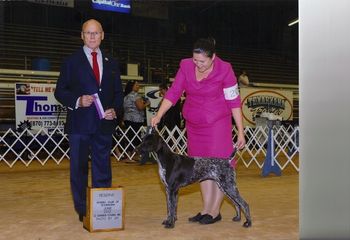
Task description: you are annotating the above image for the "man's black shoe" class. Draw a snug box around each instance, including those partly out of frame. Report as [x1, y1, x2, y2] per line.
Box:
[79, 214, 84, 222]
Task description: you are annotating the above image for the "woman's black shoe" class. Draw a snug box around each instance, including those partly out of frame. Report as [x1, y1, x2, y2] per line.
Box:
[188, 212, 204, 222]
[199, 213, 222, 224]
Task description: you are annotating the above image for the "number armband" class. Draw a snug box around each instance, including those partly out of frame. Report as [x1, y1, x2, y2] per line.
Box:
[223, 84, 239, 100]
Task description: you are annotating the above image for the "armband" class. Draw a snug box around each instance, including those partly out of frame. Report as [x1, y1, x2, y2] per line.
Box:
[223, 84, 239, 100]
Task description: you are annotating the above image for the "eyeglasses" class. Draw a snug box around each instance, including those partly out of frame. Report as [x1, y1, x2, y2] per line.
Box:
[83, 31, 102, 37]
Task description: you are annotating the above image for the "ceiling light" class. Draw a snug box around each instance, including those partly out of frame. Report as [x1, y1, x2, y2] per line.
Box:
[288, 19, 299, 27]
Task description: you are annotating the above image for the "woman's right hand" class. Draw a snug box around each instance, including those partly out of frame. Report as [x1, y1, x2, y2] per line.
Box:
[151, 115, 161, 127]
[151, 98, 172, 127]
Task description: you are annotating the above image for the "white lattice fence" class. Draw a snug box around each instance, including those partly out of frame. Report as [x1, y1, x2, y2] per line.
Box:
[237, 126, 299, 171]
[0, 127, 69, 167]
[0, 125, 299, 171]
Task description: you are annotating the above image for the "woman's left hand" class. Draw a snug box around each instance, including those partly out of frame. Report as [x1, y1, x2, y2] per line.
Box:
[236, 133, 246, 150]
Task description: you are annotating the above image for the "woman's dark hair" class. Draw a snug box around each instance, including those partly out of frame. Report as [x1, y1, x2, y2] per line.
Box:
[193, 37, 216, 58]
[124, 80, 136, 96]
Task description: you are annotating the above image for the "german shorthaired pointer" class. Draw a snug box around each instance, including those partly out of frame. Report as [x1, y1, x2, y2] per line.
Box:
[137, 127, 252, 228]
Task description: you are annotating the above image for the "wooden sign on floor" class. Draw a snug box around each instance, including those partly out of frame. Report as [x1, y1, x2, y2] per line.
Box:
[83, 186, 125, 232]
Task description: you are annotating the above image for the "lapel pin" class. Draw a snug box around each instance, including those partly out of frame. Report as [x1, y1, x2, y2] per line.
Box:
[105, 57, 109, 61]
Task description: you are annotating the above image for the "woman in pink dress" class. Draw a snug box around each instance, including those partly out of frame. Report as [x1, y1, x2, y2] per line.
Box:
[151, 38, 245, 224]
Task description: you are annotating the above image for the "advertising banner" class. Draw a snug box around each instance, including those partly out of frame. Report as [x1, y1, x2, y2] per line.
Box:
[240, 87, 293, 127]
[144, 86, 161, 126]
[92, 0, 131, 14]
[26, 0, 74, 8]
[15, 83, 66, 133]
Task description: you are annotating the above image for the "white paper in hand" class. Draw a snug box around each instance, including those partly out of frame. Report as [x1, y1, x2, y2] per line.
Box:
[92, 93, 105, 119]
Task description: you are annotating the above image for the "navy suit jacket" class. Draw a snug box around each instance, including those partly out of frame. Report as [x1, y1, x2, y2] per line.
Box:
[54, 47, 123, 134]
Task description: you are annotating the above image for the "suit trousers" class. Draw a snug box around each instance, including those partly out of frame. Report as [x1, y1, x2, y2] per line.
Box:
[69, 133, 113, 215]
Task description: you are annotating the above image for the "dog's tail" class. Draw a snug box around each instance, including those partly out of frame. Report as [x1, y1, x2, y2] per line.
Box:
[228, 145, 238, 168]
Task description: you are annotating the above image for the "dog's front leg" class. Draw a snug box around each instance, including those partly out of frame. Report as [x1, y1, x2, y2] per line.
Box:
[162, 188, 171, 226]
[162, 188, 178, 228]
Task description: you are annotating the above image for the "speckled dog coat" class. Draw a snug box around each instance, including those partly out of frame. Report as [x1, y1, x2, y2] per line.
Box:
[138, 128, 252, 228]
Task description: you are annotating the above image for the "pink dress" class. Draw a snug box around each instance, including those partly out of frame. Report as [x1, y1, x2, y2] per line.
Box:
[165, 57, 241, 158]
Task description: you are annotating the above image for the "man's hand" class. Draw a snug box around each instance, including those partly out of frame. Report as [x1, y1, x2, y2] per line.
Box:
[79, 95, 94, 107]
[104, 108, 116, 120]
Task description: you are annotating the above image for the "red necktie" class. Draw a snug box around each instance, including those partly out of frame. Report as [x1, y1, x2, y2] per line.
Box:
[91, 52, 100, 85]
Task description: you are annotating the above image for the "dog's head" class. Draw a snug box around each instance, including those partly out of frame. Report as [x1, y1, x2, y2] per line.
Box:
[136, 127, 164, 154]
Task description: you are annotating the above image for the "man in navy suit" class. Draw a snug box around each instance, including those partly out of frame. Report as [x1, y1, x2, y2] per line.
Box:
[54, 19, 123, 222]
